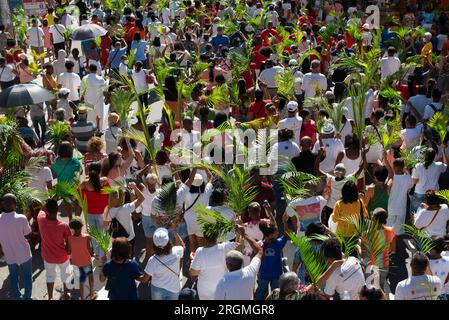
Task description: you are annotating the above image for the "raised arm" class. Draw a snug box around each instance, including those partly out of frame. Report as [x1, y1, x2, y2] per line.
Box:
[236, 224, 263, 260]
[129, 182, 145, 208]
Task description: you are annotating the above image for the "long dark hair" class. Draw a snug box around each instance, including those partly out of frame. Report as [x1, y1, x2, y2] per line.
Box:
[88, 162, 102, 193]
[102, 151, 121, 177]
[423, 148, 436, 169]
[341, 181, 359, 203]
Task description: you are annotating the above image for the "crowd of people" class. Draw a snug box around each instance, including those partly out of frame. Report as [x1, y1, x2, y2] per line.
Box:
[1, 0, 449, 301]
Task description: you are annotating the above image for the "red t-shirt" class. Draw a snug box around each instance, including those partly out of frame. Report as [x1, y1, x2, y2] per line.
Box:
[82, 183, 109, 215]
[37, 211, 71, 264]
[300, 121, 317, 144]
[260, 28, 282, 43]
[249, 100, 270, 119]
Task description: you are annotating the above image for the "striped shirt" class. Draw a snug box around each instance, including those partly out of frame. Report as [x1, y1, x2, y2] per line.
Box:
[71, 120, 96, 154]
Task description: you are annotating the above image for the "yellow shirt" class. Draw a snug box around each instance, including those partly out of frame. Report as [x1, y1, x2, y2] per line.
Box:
[332, 199, 368, 237]
[421, 42, 433, 65]
[46, 14, 55, 26]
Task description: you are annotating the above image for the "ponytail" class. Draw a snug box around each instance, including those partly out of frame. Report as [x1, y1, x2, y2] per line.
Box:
[88, 162, 102, 193]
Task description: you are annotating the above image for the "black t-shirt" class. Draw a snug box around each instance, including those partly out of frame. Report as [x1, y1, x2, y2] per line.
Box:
[76, 1, 88, 16]
[291, 150, 317, 175]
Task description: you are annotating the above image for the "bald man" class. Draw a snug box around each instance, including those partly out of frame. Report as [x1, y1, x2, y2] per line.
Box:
[291, 136, 318, 175]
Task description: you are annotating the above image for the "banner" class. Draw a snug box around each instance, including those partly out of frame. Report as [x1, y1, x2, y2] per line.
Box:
[22, 0, 46, 16]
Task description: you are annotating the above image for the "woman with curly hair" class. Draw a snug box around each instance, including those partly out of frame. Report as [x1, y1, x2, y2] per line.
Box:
[83, 136, 107, 174]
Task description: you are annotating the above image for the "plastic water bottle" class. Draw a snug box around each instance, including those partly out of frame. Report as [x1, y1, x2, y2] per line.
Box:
[342, 290, 350, 300]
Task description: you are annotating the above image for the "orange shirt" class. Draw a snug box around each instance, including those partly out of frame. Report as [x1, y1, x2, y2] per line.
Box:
[369, 226, 395, 268]
[332, 199, 368, 237]
[68, 234, 92, 267]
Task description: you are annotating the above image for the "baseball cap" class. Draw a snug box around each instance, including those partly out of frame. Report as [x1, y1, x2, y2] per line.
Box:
[59, 88, 70, 95]
[192, 174, 204, 187]
[287, 101, 298, 112]
[288, 59, 298, 66]
[153, 228, 170, 248]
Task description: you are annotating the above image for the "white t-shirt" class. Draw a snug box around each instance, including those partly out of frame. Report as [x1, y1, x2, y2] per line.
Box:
[214, 256, 261, 300]
[279, 116, 303, 146]
[144, 246, 184, 293]
[429, 258, 449, 295]
[243, 222, 264, 257]
[302, 72, 327, 98]
[49, 24, 66, 44]
[131, 69, 149, 93]
[26, 27, 44, 47]
[388, 174, 413, 217]
[0, 65, 16, 82]
[57, 72, 81, 101]
[286, 196, 326, 234]
[423, 102, 443, 121]
[104, 126, 122, 154]
[412, 162, 447, 194]
[414, 204, 449, 237]
[293, 70, 304, 95]
[405, 95, 431, 118]
[69, 56, 86, 75]
[324, 174, 348, 209]
[401, 124, 423, 148]
[380, 56, 401, 79]
[108, 202, 136, 241]
[28, 167, 53, 195]
[207, 205, 236, 241]
[269, 140, 300, 173]
[324, 256, 366, 300]
[162, 8, 171, 26]
[395, 275, 442, 300]
[191, 241, 237, 300]
[312, 138, 345, 173]
[258, 66, 284, 88]
[139, 188, 157, 217]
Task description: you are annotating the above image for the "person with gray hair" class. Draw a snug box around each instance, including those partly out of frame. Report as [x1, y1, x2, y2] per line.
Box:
[267, 272, 302, 300]
[214, 225, 263, 300]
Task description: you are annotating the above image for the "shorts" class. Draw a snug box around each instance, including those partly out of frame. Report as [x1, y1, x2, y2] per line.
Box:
[75, 264, 93, 283]
[184, 211, 203, 237]
[142, 215, 156, 238]
[53, 42, 65, 53]
[44, 259, 71, 284]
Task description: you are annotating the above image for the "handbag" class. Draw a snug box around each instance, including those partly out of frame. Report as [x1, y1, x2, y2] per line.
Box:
[109, 217, 130, 238]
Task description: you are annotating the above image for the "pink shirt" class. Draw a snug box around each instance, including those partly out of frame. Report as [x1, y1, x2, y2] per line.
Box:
[0, 211, 32, 265]
[37, 211, 71, 264]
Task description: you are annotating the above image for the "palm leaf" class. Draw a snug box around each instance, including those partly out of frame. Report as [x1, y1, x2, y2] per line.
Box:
[89, 226, 111, 253]
[278, 165, 321, 201]
[206, 84, 228, 108]
[110, 89, 136, 128]
[44, 181, 77, 205]
[48, 121, 70, 146]
[128, 48, 137, 69]
[289, 232, 327, 285]
[275, 68, 295, 100]
[400, 146, 426, 169]
[436, 190, 449, 204]
[403, 224, 435, 254]
[427, 112, 448, 143]
[196, 203, 235, 241]
[152, 182, 178, 221]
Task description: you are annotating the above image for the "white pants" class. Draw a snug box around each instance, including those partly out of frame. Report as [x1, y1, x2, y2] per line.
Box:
[44, 259, 72, 284]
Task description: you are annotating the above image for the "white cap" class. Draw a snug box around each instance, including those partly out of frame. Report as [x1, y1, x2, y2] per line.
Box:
[192, 174, 204, 187]
[59, 88, 71, 95]
[153, 228, 170, 248]
[425, 32, 432, 40]
[288, 59, 298, 66]
[362, 23, 371, 30]
[287, 101, 298, 112]
[321, 121, 335, 134]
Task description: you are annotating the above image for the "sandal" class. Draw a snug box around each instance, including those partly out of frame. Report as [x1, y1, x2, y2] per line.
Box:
[90, 292, 98, 300]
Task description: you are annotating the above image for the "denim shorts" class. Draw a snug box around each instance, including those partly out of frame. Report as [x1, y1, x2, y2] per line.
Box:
[141, 215, 156, 238]
[78, 264, 93, 283]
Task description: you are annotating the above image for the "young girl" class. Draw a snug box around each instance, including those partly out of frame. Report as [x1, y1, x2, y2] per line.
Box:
[42, 19, 53, 60]
[241, 202, 267, 266]
[67, 217, 96, 300]
[155, 150, 173, 184]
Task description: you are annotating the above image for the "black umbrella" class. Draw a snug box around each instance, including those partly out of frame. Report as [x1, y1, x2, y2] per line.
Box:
[0, 83, 56, 108]
[71, 24, 108, 41]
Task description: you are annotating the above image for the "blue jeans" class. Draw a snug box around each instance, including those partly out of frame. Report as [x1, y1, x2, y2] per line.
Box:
[409, 192, 426, 215]
[7, 258, 33, 300]
[151, 284, 179, 300]
[31, 115, 46, 144]
[255, 277, 280, 300]
[88, 214, 104, 257]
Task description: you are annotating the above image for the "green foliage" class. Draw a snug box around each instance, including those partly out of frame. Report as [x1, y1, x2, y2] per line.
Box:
[196, 204, 235, 241]
[400, 146, 426, 169]
[110, 89, 136, 128]
[322, 100, 345, 133]
[319, 23, 339, 44]
[205, 85, 228, 108]
[275, 69, 295, 101]
[45, 181, 78, 205]
[48, 121, 70, 146]
[403, 224, 435, 254]
[436, 190, 449, 204]
[89, 226, 111, 253]
[427, 112, 448, 143]
[128, 48, 137, 69]
[278, 161, 321, 201]
[0, 119, 24, 167]
[346, 19, 362, 42]
[288, 233, 327, 285]
[152, 182, 178, 223]
[378, 114, 401, 149]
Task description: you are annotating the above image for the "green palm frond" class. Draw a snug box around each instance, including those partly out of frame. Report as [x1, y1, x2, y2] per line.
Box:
[347, 82, 367, 143]
[0, 119, 24, 167]
[297, 49, 322, 67]
[378, 114, 401, 148]
[289, 233, 327, 285]
[323, 101, 345, 133]
[191, 62, 211, 78]
[229, 50, 251, 80]
[227, 82, 240, 107]
[45, 181, 77, 205]
[48, 121, 70, 146]
[206, 85, 228, 108]
[319, 23, 339, 44]
[128, 48, 137, 69]
[152, 182, 178, 220]
[278, 161, 321, 200]
[436, 190, 449, 204]
[0, 167, 37, 211]
[196, 203, 235, 241]
[89, 226, 111, 253]
[224, 19, 239, 35]
[403, 224, 435, 254]
[111, 89, 136, 128]
[346, 19, 362, 42]
[427, 112, 448, 143]
[275, 68, 295, 100]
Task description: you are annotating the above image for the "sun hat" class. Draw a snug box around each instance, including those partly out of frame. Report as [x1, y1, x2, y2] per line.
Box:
[321, 121, 335, 134]
[153, 228, 170, 248]
[77, 105, 89, 113]
[287, 101, 298, 112]
[192, 174, 204, 187]
[108, 112, 120, 126]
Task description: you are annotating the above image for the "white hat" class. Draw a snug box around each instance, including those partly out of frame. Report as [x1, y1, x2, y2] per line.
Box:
[153, 228, 170, 248]
[59, 88, 71, 95]
[288, 59, 298, 66]
[192, 174, 204, 187]
[321, 121, 335, 134]
[287, 101, 298, 112]
[362, 23, 371, 30]
[424, 32, 432, 40]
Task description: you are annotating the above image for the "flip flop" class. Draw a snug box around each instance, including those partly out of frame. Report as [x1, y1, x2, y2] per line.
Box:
[90, 292, 98, 300]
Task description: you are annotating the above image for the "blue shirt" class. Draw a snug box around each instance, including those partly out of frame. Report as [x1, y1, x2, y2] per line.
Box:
[210, 34, 229, 52]
[108, 47, 127, 69]
[131, 40, 148, 62]
[259, 235, 288, 280]
[102, 259, 143, 300]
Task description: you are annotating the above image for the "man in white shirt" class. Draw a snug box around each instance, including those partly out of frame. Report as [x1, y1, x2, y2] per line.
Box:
[49, 16, 66, 54]
[258, 59, 284, 98]
[279, 101, 303, 145]
[302, 59, 327, 100]
[214, 225, 263, 300]
[321, 238, 366, 300]
[395, 252, 442, 300]
[405, 86, 431, 121]
[380, 47, 401, 79]
[312, 122, 345, 173]
[26, 18, 44, 65]
[57, 60, 81, 103]
[80, 64, 107, 131]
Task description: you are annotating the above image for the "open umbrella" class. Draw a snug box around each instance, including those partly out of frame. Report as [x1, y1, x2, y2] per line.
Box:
[0, 83, 56, 108]
[71, 24, 108, 41]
